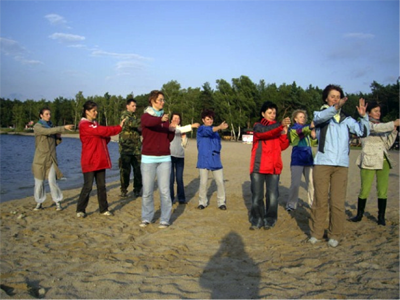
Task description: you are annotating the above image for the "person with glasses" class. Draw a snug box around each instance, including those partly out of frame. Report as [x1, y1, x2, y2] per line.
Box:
[139, 90, 176, 229]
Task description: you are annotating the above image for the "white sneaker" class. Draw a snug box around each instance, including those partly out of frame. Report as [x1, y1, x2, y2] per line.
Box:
[308, 237, 321, 244]
[33, 203, 43, 211]
[158, 223, 170, 229]
[328, 239, 339, 248]
[139, 221, 150, 228]
[56, 203, 62, 211]
[76, 212, 86, 218]
[101, 211, 113, 216]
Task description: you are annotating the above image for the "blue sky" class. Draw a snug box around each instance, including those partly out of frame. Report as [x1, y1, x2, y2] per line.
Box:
[1, 0, 398, 101]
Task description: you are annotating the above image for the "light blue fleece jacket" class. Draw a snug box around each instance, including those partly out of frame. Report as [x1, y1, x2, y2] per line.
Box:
[313, 105, 369, 167]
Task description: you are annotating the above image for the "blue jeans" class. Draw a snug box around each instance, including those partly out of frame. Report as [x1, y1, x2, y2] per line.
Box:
[249, 173, 280, 228]
[141, 161, 172, 224]
[170, 156, 185, 203]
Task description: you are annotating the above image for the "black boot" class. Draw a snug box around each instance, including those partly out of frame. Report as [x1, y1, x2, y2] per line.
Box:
[350, 198, 367, 222]
[377, 198, 387, 226]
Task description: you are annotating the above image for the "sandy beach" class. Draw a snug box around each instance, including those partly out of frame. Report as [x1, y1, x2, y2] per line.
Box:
[0, 138, 399, 299]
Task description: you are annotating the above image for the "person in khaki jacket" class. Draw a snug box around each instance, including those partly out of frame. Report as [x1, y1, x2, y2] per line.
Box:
[350, 101, 399, 226]
[32, 107, 74, 211]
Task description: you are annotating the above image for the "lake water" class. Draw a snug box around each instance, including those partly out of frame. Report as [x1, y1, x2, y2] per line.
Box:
[0, 134, 121, 203]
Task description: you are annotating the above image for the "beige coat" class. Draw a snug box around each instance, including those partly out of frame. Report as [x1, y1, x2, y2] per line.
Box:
[356, 121, 398, 170]
[31, 122, 66, 180]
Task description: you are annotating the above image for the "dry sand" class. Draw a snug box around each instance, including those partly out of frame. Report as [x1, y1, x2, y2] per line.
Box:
[1, 137, 399, 299]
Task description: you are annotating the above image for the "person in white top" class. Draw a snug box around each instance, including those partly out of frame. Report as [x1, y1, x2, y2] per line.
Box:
[169, 112, 200, 204]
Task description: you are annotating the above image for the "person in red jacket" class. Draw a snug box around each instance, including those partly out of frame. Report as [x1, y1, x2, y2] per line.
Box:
[76, 100, 125, 218]
[249, 101, 291, 230]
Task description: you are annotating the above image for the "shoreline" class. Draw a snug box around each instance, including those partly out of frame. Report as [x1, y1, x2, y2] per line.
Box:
[1, 140, 399, 298]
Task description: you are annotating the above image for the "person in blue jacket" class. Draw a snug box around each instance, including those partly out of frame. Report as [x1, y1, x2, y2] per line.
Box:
[196, 109, 228, 210]
[286, 109, 317, 212]
[309, 84, 369, 248]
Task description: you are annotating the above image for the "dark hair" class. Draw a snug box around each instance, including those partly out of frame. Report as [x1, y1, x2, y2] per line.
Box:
[366, 101, 380, 113]
[148, 90, 164, 105]
[259, 101, 278, 120]
[126, 99, 137, 105]
[322, 84, 344, 102]
[39, 107, 51, 119]
[82, 100, 97, 118]
[201, 109, 215, 120]
[170, 112, 182, 125]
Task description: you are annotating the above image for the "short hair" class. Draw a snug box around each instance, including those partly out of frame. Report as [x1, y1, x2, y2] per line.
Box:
[291, 109, 308, 124]
[82, 100, 97, 118]
[201, 109, 215, 120]
[322, 84, 344, 102]
[259, 101, 278, 120]
[126, 99, 137, 105]
[170, 112, 182, 125]
[39, 107, 51, 119]
[366, 101, 380, 113]
[148, 90, 164, 105]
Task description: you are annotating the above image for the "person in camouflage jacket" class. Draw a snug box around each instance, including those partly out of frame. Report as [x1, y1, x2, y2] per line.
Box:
[119, 99, 142, 197]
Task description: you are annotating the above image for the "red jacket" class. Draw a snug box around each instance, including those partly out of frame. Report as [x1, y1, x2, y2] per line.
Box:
[141, 113, 175, 156]
[78, 118, 122, 173]
[250, 119, 289, 174]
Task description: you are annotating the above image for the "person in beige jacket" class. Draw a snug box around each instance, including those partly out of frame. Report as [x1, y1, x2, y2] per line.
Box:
[32, 107, 74, 211]
[351, 101, 399, 226]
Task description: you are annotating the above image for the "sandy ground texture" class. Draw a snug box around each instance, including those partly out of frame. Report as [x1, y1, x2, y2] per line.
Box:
[0, 138, 399, 299]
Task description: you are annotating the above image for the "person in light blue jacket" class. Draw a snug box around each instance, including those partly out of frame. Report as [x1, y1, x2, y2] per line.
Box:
[309, 84, 369, 248]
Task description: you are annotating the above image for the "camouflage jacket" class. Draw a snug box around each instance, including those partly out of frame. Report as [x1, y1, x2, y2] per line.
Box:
[119, 111, 142, 155]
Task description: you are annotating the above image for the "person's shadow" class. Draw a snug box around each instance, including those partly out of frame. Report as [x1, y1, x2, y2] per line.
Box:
[199, 231, 260, 299]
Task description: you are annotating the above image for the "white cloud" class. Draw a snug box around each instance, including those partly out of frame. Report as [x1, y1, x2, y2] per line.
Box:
[14, 56, 43, 65]
[49, 33, 85, 43]
[343, 33, 375, 39]
[0, 37, 26, 55]
[45, 14, 71, 29]
[115, 61, 146, 74]
[0, 37, 43, 65]
[91, 50, 152, 61]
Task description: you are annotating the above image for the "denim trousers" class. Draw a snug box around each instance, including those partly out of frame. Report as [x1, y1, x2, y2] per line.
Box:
[76, 169, 108, 214]
[170, 156, 185, 203]
[34, 164, 63, 203]
[141, 161, 172, 224]
[198, 168, 226, 207]
[249, 172, 280, 228]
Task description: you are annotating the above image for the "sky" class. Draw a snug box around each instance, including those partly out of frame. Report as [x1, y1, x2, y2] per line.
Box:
[0, 0, 399, 101]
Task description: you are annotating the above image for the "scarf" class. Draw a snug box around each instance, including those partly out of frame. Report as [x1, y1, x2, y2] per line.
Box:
[321, 104, 341, 122]
[38, 119, 53, 128]
[144, 106, 164, 117]
[369, 117, 380, 124]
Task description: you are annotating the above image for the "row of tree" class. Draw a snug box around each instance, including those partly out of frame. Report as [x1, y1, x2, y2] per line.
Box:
[1, 76, 399, 140]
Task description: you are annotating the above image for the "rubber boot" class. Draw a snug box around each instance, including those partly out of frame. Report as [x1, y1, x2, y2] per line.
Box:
[377, 198, 387, 226]
[350, 198, 367, 222]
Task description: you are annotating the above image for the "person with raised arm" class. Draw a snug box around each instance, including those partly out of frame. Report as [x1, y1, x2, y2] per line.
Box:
[196, 109, 228, 210]
[308, 84, 369, 248]
[32, 107, 74, 211]
[350, 101, 399, 226]
[76, 101, 125, 218]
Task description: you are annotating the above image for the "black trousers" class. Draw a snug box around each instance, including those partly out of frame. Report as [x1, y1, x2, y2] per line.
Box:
[77, 169, 108, 214]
